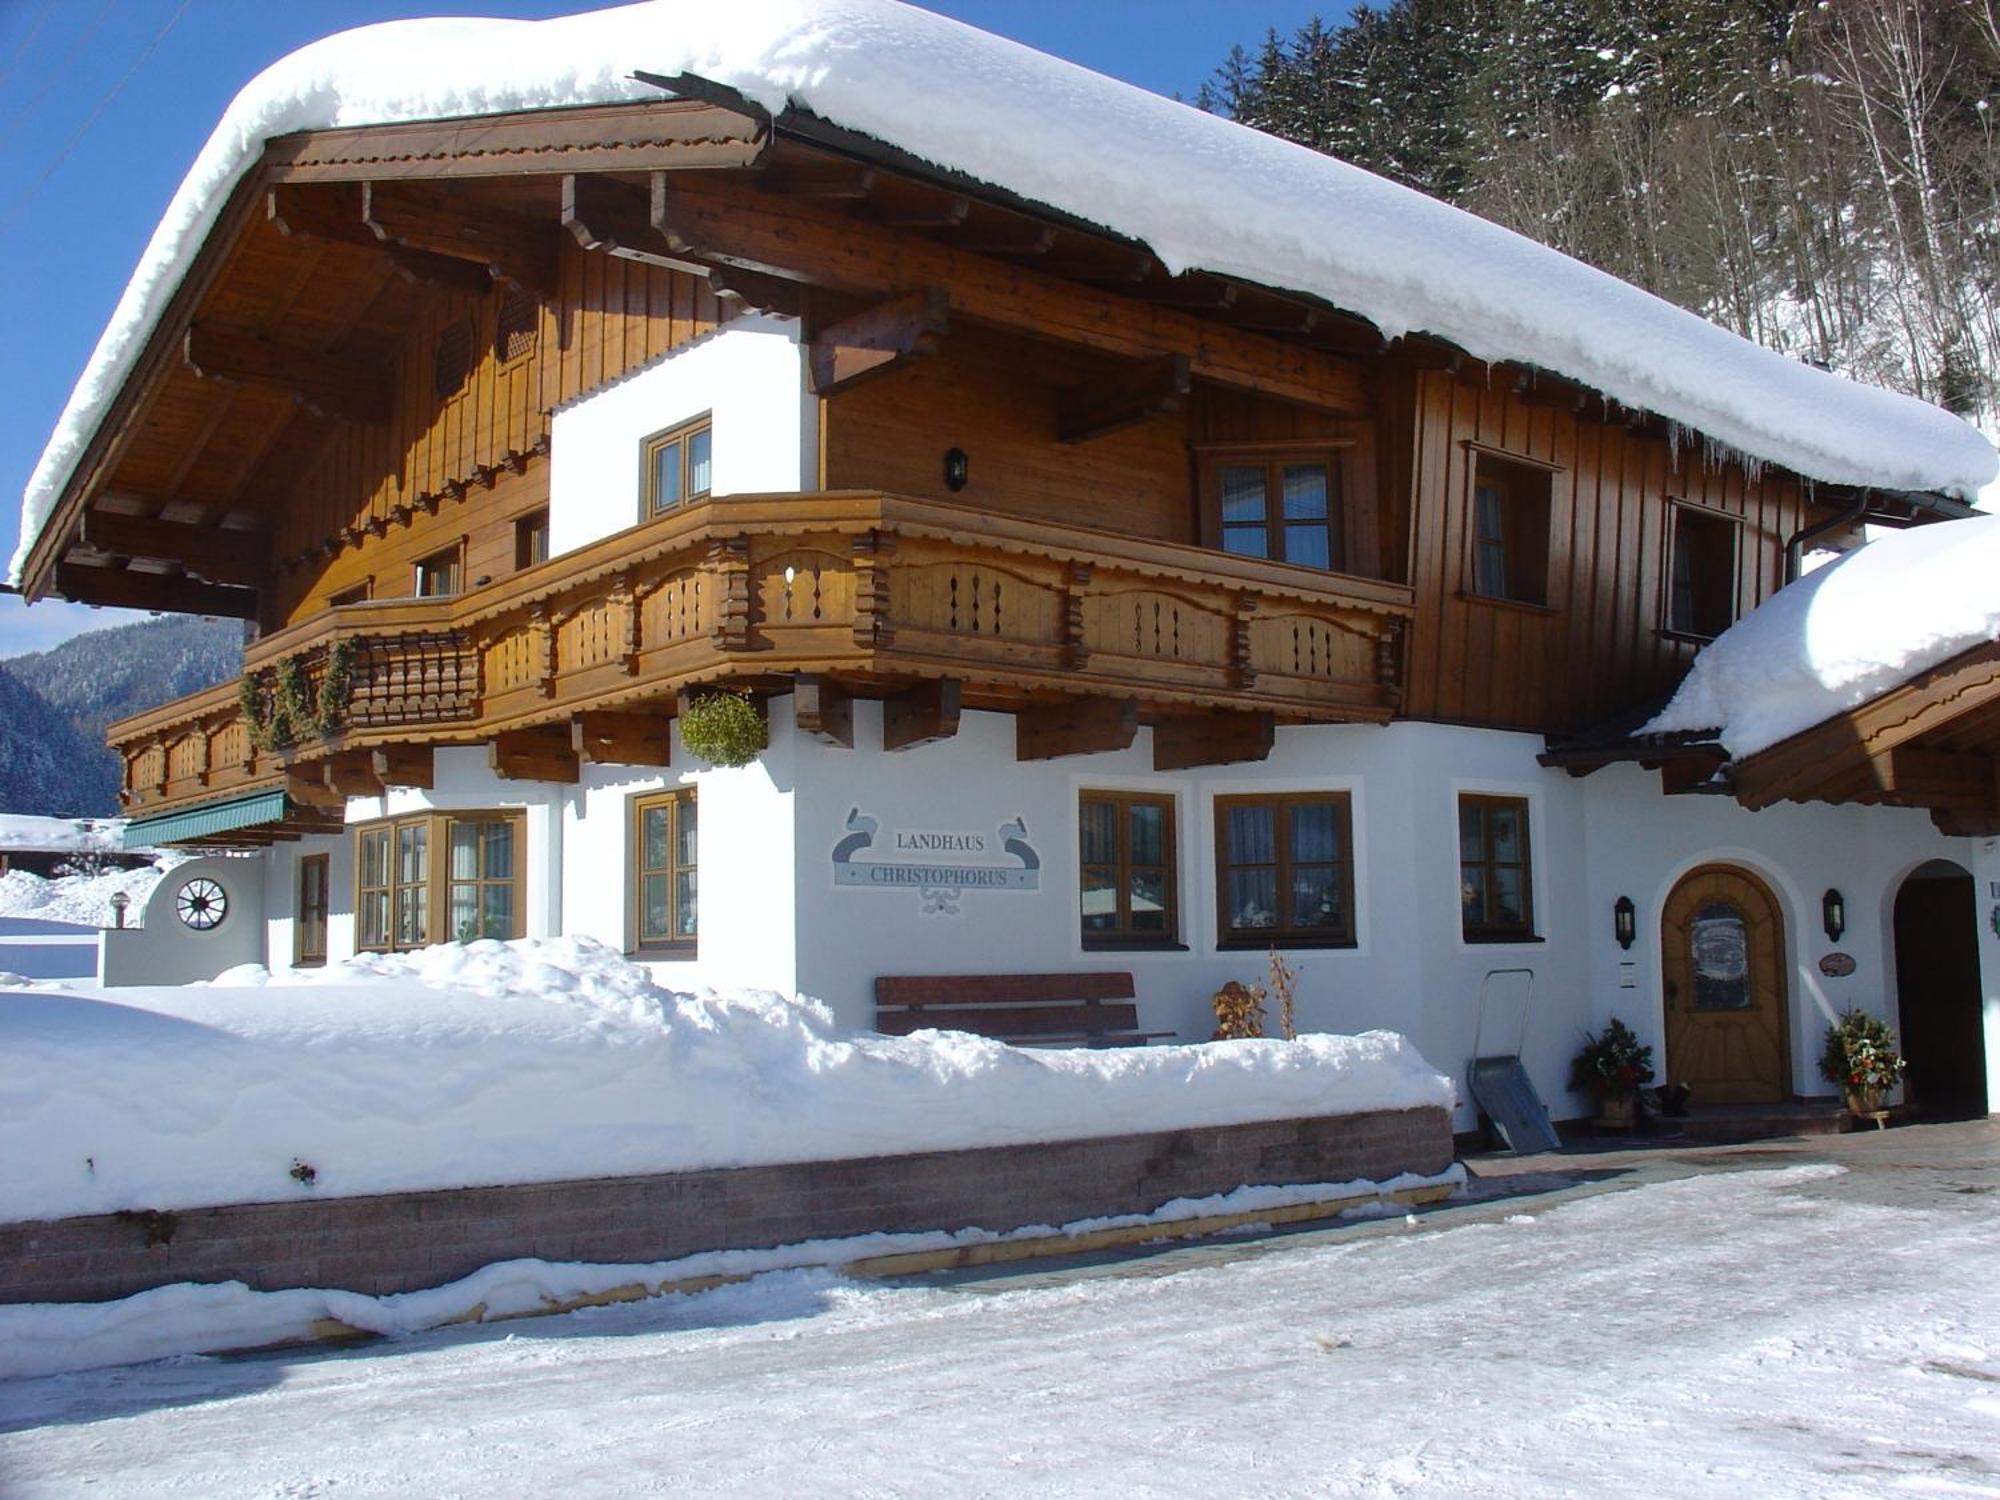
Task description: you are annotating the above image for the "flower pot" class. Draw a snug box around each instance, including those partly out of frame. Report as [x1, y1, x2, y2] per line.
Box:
[1844, 1087, 1889, 1127]
[1594, 1090, 1639, 1131]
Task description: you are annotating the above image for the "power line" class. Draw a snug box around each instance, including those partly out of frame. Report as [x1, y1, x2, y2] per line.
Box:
[0, 0, 63, 99]
[0, 0, 194, 243]
[0, 0, 117, 160]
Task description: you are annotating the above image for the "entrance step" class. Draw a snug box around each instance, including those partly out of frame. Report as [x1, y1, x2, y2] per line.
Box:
[1561, 1099, 1865, 1148]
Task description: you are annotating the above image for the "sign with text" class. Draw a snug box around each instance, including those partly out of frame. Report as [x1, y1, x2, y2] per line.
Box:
[832, 808, 1040, 915]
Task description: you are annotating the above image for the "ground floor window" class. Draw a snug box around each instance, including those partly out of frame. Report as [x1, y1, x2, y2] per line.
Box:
[1079, 790, 1177, 948]
[633, 789, 697, 950]
[1459, 793, 1535, 940]
[356, 811, 523, 952]
[1214, 792, 1355, 948]
[296, 853, 329, 966]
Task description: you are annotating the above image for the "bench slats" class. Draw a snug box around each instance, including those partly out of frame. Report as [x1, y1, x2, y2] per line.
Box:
[874, 972, 1136, 1007]
[874, 1002, 1142, 1038]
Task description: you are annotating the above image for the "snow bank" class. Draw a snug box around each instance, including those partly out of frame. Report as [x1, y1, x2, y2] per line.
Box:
[1645, 513, 2000, 759]
[0, 936, 1454, 1223]
[0, 1166, 1465, 1380]
[0, 859, 176, 928]
[0, 815, 128, 853]
[14, 0, 1993, 583]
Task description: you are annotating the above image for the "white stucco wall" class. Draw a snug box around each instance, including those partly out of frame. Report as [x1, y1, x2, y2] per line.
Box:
[546, 315, 814, 557]
[99, 855, 266, 986]
[1973, 840, 2000, 1113]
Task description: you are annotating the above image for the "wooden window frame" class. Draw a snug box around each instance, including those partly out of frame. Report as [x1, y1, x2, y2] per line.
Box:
[295, 852, 330, 967]
[1213, 791, 1357, 950]
[1078, 789, 1181, 951]
[413, 542, 464, 598]
[1663, 500, 1742, 642]
[1458, 793, 1537, 942]
[640, 413, 714, 520]
[1462, 448, 1556, 610]
[353, 810, 525, 953]
[1195, 434, 1377, 578]
[631, 788, 697, 953]
[514, 508, 550, 572]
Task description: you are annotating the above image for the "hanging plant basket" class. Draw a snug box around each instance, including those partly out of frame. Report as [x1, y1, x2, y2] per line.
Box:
[241, 640, 357, 752]
[679, 690, 767, 767]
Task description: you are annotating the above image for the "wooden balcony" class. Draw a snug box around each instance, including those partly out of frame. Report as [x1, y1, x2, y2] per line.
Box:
[110, 492, 1414, 822]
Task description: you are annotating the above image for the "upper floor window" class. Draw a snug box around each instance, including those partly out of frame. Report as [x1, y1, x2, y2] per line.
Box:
[1215, 792, 1355, 948]
[515, 508, 550, 571]
[643, 415, 713, 517]
[414, 544, 462, 598]
[633, 789, 697, 949]
[1469, 453, 1552, 606]
[1079, 790, 1177, 949]
[1205, 452, 1344, 571]
[1459, 794, 1535, 941]
[1667, 503, 1739, 639]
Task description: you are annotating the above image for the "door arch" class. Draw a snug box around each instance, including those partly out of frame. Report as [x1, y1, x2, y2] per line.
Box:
[1661, 864, 1790, 1104]
[1893, 860, 1987, 1119]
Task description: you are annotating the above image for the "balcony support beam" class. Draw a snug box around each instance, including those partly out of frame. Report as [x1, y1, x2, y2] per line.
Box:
[794, 674, 854, 748]
[323, 749, 385, 799]
[1016, 697, 1138, 762]
[806, 287, 948, 397]
[371, 744, 435, 789]
[284, 768, 346, 815]
[1152, 711, 1276, 772]
[571, 710, 672, 766]
[490, 726, 580, 783]
[883, 677, 961, 752]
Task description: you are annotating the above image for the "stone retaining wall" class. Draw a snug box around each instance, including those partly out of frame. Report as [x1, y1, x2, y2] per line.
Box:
[0, 1105, 1451, 1305]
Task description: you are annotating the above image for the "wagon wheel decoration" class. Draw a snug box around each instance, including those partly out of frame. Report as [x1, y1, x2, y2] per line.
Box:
[175, 877, 228, 931]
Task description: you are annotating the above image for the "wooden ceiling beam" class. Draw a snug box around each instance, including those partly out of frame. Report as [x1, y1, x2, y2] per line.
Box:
[1866, 746, 1997, 809]
[183, 324, 391, 426]
[649, 172, 1369, 413]
[362, 180, 557, 299]
[758, 161, 877, 199]
[883, 678, 962, 752]
[871, 194, 971, 230]
[807, 286, 949, 397]
[707, 263, 803, 318]
[571, 710, 672, 766]
[1152, 711, 1276, 771]
[323, 749, 385, 799]
[941, 222, 1057, 256]
[794, 674, 854, 748]
[270, 183, 500, 297]
[370, 744, 435, 789]
[54, 560, 258, 619]
[1016, 697, 1138, 761]
[78, 512, 263, 588]
[490, 726, 580, 783]
[562, 173, 710, 274]
[283, 769, 345, 815]
[1058, 353, 1190, 445]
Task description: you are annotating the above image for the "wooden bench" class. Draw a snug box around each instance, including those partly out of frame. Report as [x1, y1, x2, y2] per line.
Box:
[874, 972, 1174, 1048]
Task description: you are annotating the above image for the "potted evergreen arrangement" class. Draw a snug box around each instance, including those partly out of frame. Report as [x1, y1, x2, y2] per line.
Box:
[1819, 1009, 1905, 1123]
[1570, 1017, 1655, 1130]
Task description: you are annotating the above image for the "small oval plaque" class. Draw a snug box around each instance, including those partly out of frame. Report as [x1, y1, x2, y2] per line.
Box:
[1818, 952, 1857, 978]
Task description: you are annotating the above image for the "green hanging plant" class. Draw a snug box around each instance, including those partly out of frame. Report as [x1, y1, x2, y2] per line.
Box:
[242, 639, 358, 752]
[679, 690, 767, 767]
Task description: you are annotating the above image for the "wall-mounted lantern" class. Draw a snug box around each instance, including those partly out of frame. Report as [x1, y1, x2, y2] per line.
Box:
[109, 889, 130, 930]
[1822, 888, 1846, 944]
[943, 447, 969, 493]
[1613, 895, 1636, 950]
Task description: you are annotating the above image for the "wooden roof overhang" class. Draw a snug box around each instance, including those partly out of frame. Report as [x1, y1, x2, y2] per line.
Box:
[1723, 640, 2000, 837]
[22, 87, 1961, 619]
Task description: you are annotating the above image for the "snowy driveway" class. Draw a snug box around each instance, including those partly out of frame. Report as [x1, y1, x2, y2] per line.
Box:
[3, 1123, 1997, 1498]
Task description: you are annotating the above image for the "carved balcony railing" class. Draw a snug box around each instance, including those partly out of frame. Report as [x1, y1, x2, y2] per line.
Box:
[111, 492, 1415, 815]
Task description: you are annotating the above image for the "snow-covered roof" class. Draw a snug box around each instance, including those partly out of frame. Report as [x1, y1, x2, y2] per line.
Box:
[14, 0, 1997, 584]
[1645, 513, 2000, 760]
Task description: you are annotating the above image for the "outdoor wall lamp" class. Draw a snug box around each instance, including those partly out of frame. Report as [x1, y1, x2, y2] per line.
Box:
[1822, 888, 1846, 943]
[943, 447, 969, 492]
[109, 889, 130, 930]
[1613, 895, 1636, 950]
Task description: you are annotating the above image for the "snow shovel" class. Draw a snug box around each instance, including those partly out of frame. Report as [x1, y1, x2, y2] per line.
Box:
[1466, 966, 1560, 1154]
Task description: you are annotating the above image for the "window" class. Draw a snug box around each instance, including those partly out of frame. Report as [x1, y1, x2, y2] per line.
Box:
[632, 790, 697, 949]
[1207, 454, 1343, 570]
[296, 853, 329, 967]
[1459, 794, 1535, 941]
[1079, 791, 1177, 948]
[642, 415, 713, 517]
[1667, 504, 1739, 639]
[515, 508, 550, 571]
[414, 544, 462, 598]
[1214, 792, 1355, 948]
[1469, 453, 1552, 606]
[356, 811, 522, 952]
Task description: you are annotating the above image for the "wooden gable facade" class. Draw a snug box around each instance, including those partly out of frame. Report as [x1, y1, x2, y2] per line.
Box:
[15, 95, 1947, 837]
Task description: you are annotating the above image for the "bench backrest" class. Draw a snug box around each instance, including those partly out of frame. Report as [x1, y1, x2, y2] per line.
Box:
[875, 972, 1138, 1041]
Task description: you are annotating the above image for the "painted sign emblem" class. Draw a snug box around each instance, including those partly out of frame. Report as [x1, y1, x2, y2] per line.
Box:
[1817, 951, 1857, 978]
[832, 807, 1040, 915]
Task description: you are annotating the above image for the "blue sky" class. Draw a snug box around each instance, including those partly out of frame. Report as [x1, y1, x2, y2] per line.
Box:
[0, 0, 1338, 659]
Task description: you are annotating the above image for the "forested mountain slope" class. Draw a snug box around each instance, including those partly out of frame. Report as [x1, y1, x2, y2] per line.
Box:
[1204, 0, 1997, 423]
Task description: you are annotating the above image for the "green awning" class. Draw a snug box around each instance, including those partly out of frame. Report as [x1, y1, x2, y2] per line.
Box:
[123, 789, 291, 849]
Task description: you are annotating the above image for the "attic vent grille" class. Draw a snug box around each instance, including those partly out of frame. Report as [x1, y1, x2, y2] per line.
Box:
[495, 290, 538, 363]
[433, 321, 473, 400]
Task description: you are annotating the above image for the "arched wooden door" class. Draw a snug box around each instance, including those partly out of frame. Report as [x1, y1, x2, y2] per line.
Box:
[1661, 865, 1790, 1104]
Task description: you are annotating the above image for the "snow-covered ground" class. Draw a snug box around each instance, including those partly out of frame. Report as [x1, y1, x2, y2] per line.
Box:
[0, 860, 174, 930]
[0, 816, 127, 855]
[4, 1133, 1996, 1497]
[2, 936, 1452, 1222]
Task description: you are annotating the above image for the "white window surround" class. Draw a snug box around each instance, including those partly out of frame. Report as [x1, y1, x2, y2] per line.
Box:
[1192, 774, 1370, 960]
[1449, 777, 1548, 952]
